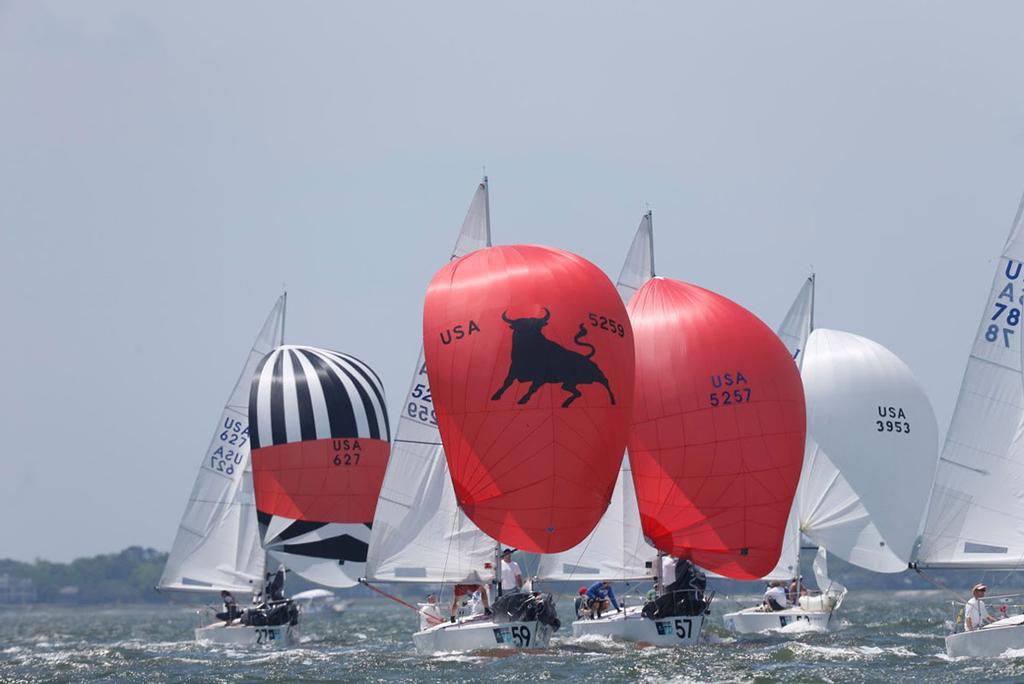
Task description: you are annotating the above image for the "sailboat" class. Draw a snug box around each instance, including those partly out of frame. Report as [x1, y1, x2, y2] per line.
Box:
[724, 277, 940, 633]
[540, 213, 806, 645]
[158, 294, 290, 646]
[363, 179, 547, 654]
[533, 213, 668, 644]
[912, 196, 1024, 658]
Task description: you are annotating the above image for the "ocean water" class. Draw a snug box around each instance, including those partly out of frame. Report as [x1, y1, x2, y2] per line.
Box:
[3, 590, 1024, 683]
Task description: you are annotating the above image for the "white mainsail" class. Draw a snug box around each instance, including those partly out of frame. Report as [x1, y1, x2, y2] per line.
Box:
[535, 211, 656, 583]
[759, 276, 815, 581]
[364, 179, 496, 583]
[158, 295, 286, 594]
[799, 329, 939, 572]
[915, 198, 1024, 568]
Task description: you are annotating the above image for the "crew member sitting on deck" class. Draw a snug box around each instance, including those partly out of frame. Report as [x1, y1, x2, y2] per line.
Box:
[763, 580, 788, 612]
[450, 583, 492, 623]
[574, 587, 589, 618]
[586, 580, 621, 619]
[215, 590, 240, 625]
[965, 583, 996, 631]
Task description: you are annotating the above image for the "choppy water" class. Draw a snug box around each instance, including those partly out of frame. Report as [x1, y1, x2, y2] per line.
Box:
[4, 591, 1024, 683]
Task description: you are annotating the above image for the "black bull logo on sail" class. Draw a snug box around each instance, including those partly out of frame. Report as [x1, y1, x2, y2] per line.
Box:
[491, 308, 616, 408]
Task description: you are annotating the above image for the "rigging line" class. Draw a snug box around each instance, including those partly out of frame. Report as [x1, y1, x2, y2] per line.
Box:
[358, 579, 442, 626]
[909, 564, 967, 604]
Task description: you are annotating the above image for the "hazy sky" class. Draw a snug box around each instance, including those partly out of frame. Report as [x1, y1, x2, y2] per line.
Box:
[3, 1, 1024, 562]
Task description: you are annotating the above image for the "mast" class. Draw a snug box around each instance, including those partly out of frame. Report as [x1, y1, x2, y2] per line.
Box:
[280, 290, 287, 345]
[646, 210, 655, 277]
[483, 175, 491, 238]
[654, 551, 664, 596]
[809, 273, 815, 333]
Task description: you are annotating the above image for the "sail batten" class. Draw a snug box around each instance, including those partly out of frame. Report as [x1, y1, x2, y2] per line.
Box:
[158, 295, 285, 595]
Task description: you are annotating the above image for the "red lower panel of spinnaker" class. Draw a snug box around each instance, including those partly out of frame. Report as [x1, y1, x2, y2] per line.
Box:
[251, 437, 390, 524]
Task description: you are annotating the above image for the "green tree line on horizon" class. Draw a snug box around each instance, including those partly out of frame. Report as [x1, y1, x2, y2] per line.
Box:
[0, 547, 167, 604]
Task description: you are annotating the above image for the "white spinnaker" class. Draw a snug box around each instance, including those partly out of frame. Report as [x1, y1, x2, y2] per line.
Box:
[536, 211, 657, 583]
[158, 295, 285, 594]
[800, 329, 939, 572]
[812, 546, 846, 597]
[365, 179, 496, 583]
[916, 203, 1024, 568]
[757, 276, 814, 581]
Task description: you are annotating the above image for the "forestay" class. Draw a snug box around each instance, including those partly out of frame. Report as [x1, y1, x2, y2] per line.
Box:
[536, 212, 656, 582]
[158, 295, 285, 595]
[364, 180, 496, 583]
[916, 200, 1024, 568]
[799, 329, 939, 572]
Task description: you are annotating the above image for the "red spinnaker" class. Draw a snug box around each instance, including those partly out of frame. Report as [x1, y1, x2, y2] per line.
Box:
[423, 245, 635, 553]
[627, 278, 805, 579]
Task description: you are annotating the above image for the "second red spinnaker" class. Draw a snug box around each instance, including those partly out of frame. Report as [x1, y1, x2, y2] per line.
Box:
[627, 277, 806, 579]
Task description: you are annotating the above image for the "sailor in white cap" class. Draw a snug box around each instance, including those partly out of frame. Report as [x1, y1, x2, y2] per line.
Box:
[500, 548, 523, 594]
[965, 583, 996, 631]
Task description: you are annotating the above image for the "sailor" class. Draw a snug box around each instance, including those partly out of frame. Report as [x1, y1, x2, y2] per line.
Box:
[586, 580, 621, 619]
[763, 580, 788, 612]
[420, 593, 443, 629]
[450, 583, 492, 622]
[265, 566, 288, 602]
[216, 590, 240, 625]
[788, 577, 808, 605]
[965, 583, 996, 631]
[500, 548, 523, 593]
[573, 587, 589, 619]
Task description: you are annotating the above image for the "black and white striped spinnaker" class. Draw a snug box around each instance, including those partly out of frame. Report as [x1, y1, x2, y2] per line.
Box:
[249, 345, 390, 588]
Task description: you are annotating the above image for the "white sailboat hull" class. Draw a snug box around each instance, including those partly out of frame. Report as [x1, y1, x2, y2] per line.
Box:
[945, 615, 1024, 658]
[722, 605, 835, 633]
[413, 618, 553, 654]
[571, 606, 705, 646]
[195, 621, 297, 647]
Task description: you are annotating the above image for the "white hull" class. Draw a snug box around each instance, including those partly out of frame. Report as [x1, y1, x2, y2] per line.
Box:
[571, 606, 704, 646]
[722, 605, 834, 634]
[945, 615, 1024, 658]
[413, 618, 553, 654]
[195, 621, 297, 647]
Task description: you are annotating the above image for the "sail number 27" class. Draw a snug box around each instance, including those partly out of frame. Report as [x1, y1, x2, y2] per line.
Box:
[986, 260, 1023, 348]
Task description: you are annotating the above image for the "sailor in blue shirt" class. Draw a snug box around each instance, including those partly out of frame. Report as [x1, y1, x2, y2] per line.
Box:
[586, 580, 621, 619]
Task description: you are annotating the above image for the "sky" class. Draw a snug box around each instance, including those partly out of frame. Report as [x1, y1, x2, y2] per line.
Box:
[3, 1, 1024, 562]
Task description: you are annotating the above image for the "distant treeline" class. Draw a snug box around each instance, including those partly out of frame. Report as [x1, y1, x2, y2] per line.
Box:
[0, 547, 167, 604]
